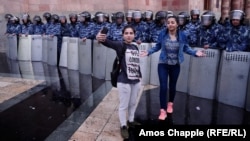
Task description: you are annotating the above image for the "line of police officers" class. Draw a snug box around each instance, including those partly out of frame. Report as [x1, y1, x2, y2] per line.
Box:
[4, 9, 250, 56]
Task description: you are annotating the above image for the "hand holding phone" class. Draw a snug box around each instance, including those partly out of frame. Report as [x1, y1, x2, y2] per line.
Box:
[101, 27, 108, 34]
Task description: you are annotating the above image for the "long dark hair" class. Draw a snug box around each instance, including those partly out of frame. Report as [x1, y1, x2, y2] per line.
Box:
[122, 24, 136, 34]
[166, 15, 180, 41]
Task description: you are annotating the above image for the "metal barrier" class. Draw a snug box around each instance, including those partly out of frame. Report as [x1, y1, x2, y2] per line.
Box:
[59, 37, 69, 68]
[47, 36, 57, 66]
[68, 69, 80, 98]
[246, 68, 250, 111]
[48, 64, 60, 90]
[18, 35, 32, 61]
[188, 48, 221, 99]
[79, 39, 92, 75]
[7, 59, 21, 78]
[92, 40, 107, 79]
[31, 35, 43, 61]
[43, 63, 51, 86]
[7, 35, 18, 60]
[105, 47, 116, 80]
[19, 61, 34, 79]
[149, 43, 160, 86]
[59, 67, 70, 91]
[42, 36, 48, 63]
[32, 61, 45, 80]
[67, 37, 79, 70]
[138, 43, 151, 85]
[176, 53, 191, 93]
[216, 51, 250, 108]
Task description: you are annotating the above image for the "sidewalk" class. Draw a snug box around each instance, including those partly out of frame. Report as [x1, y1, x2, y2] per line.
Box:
[68, 85, 151, 141]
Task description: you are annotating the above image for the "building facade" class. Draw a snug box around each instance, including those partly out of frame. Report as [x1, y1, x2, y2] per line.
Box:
[0, 0, 249, 51]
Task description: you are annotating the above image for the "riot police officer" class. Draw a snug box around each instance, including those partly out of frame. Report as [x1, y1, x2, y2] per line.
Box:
[177, 11, 194, 46]
[20, 13, 33, 36]
[187, 9, 201, 46]
[198, 11, 223, 49]
[107, 11, 126, 41]
[68, 13, 79, 37]
[220, 10, 249, 52]
[93, 12, 110, 37]
[4, 13, 13, 35]
[8, 16, 21, 35]
[78, 11, 95, 41]
[42, 12, 52, 35]
[125, 10, 133, 25]
[32, 15, 44, 35]
[149, 11, 167, 43]
[131, 10, 148, 43]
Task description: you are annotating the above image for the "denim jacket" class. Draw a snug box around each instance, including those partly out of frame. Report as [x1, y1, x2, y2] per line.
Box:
[147, 28, 197, 64]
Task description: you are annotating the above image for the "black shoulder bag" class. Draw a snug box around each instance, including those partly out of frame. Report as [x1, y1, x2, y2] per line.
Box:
[110, 44, 126, 87]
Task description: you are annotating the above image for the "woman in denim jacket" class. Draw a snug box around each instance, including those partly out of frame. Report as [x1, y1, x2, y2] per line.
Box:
[141, 15, 205, 120]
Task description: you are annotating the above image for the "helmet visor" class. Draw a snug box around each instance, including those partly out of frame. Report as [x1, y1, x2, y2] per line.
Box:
[201, 15, 212, 26]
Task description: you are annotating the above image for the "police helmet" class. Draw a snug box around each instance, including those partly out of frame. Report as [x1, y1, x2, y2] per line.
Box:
[33, 15, 42, 23]
[43, 12, 51, 20]
[145, 10, 154, 20]
[115, 12, 124, 23]
[190, 9, 200, 16]
[69, 13, 78, 21]
[230, 10, 245, 25]
[10, 16, 20, 23]
[81, 11, 91, 21]
[201, 11, 214, 26]
[5, 13, 13, 20]
[177, 11, 190, 25]
[133, 10, 142, 19]
[22, 13, 30, 20]
[95, 12, 104, 22]
[155, 11, 167, 21]
[60, 15, 67, 23]
[230, 10, 245, 20]
[116, 12, 124, 19]
[51, 14, 59, 22]
[167, 11, 174, 17]
[126, 10, 133, 18]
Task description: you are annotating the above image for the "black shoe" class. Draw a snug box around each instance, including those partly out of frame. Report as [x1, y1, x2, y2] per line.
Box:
[120, 126, 129, 139]
[127, 121, 141, 128]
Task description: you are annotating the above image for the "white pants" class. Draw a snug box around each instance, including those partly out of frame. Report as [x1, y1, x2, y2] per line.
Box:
[117, 82, 141, 127]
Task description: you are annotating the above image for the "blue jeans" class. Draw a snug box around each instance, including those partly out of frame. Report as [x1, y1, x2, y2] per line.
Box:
[158, 63, 180, 109]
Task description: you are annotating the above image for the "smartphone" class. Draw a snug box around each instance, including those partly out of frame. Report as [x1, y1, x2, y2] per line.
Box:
[101, 27, 109, 34]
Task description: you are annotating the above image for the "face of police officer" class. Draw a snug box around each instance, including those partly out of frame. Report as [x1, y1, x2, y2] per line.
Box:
[231, 19, 240, 26]
[192, 15, 198, 20]
[126, 17, 132, 22]
[167, 17, 178, 32]
[116, 18, 123, 24]
[123, 27, 135, 43]
[60, 18, 66, 24]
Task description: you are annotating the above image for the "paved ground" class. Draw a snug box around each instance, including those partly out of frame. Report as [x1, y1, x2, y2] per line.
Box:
[68, 85, 147, 141]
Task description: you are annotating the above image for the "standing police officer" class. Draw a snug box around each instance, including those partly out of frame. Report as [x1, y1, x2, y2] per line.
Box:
[148, 11, 167, 43]
[187, 9, 201, 47]
[68, 13, 79, 37]
[131, 10, 148, 43]
[107, 11, 127, 41]
[198, 11, 223, 49]
[220, 10, 249, 52]
[32, 15, 44, 35]
[20, 13, 33, 36]
[4, 14, 13, 35]
[78, 11, 95, 41]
